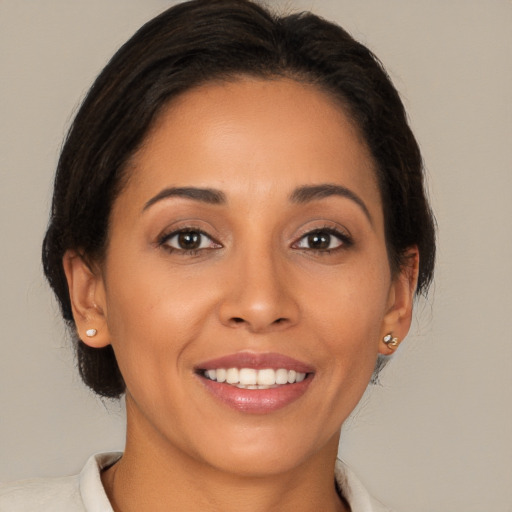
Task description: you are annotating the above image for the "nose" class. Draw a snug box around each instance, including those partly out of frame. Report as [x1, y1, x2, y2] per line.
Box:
[218, 248, 300, 333]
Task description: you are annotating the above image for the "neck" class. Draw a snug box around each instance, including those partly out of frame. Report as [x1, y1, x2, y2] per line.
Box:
[102, 397, 348, 512]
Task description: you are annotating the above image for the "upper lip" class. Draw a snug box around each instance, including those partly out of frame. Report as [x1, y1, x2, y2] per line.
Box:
[195, 351, 314, 373]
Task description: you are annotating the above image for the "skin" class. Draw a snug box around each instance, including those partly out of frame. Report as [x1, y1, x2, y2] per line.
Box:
[64, 78, 418, 512]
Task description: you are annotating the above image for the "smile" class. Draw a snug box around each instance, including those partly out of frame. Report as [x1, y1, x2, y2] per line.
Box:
[202, 368, 307, 389]
[196, 353, 314, 413]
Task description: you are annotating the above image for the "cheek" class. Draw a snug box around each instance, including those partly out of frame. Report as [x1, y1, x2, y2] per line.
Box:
[301, 259, 390, 374]
[105, 251, 207, 328]
[302, 256, 391, 332]
[102, 259, 219, 378]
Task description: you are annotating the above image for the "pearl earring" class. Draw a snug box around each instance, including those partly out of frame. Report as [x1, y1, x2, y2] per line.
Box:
[85, 329, 97, 337]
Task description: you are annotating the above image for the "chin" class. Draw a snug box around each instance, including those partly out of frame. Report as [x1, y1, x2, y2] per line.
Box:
[191, 423, 338, 478]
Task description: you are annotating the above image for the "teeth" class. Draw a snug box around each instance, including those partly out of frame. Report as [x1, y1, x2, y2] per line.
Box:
[239, 368, 258, 385]
[257, 368, 276, 386]
[226, 368, 239, 384]
[275, 368, 288, 385]
[203, 367, 307, 387]
[296, 372, 305, 383]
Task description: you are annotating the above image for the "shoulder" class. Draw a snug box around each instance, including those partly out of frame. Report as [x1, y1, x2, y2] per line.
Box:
[335, 459, 393, 512]
[0, 474, 83, 511]
[0, 452, 121, 512]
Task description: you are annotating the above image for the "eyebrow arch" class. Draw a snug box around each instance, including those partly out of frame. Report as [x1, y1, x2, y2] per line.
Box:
[290, 184, 372, 223]
[143, 187, 226, 211]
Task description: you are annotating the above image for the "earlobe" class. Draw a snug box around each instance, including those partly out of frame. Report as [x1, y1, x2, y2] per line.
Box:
[379, 246, 419, 355]
[62, 250, 110, 348]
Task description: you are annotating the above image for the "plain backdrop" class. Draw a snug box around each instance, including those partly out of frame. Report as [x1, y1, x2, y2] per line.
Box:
[1, 1, 511, 511]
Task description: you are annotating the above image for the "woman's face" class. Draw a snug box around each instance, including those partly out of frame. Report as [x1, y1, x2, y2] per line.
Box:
[84, 78, 411, 476]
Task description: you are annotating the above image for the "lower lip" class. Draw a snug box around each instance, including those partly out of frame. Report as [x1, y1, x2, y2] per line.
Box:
[199, 375, 313, 414]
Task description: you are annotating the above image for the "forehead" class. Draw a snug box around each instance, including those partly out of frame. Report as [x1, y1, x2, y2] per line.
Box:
[122, 77, 381, 215]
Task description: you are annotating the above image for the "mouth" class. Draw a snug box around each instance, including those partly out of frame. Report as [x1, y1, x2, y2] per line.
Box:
[195, 352, 314, 413]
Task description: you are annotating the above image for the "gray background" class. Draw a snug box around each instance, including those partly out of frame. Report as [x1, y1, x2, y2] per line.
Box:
[1, 1, 511, 511]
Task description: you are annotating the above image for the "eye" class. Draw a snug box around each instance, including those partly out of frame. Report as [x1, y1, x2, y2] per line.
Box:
[293, 228, 351, 252]
[160, 229, 220, 252]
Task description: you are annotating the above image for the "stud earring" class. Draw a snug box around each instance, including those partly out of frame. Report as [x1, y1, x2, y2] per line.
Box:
[383, 333, 399, 349]
[85, 328, 97, 337]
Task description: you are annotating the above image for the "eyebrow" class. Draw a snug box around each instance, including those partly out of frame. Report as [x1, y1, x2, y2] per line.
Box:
[143, 187, 226, 211]
[290, 184, 372, 223]
[142, 183, 372, 223]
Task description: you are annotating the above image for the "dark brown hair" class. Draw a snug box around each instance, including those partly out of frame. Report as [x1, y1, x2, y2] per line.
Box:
[42, 0, 435, 397]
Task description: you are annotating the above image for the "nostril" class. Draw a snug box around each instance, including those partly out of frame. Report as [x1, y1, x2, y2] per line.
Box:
[225, 316, 292, 330]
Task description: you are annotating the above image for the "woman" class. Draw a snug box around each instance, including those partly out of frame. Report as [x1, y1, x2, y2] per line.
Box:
[0, 0, 435, 510]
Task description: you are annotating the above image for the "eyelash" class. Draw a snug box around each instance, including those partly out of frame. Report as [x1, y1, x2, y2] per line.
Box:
[158, 227, 221, 256]
[292, 227, 353, 254]
[157, 226, 353, 256]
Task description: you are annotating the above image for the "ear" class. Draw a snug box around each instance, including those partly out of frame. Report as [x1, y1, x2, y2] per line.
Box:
[379, 246, 419, 355]
[62, 250, 110, 348]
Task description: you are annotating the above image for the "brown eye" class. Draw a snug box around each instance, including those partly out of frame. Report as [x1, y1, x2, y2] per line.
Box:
[307, 232, 331, 250]
[162, 229, 220, 252]
[294, 229, 348, 251]
[177, 231, 201, 250]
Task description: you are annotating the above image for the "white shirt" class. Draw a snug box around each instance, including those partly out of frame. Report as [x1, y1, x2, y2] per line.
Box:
[0, 453, 391, 511]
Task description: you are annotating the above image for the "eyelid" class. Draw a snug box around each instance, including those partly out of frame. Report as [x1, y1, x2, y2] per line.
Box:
[157, 226, 222, 251]
[291, 223, 354, 251]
